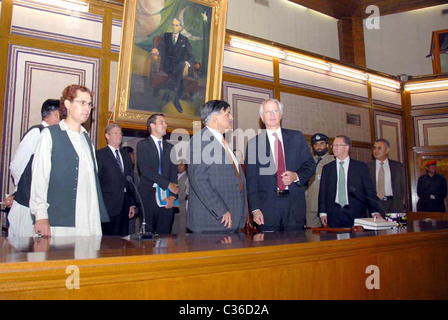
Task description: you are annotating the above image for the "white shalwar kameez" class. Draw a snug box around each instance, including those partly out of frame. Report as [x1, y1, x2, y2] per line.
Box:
[30, 120, 102, 237]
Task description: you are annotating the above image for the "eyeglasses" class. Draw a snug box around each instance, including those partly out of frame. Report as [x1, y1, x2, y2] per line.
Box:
[332, 144, 348, 148]
[73, 99, 94, 109]
[263, 109, 280, 115]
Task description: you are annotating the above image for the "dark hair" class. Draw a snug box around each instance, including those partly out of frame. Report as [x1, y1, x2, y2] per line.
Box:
[200, 100, 230, 125]
[59, 84, 93, 119]
[375, 138, 390, 148]
[335, 134, 352, 147]
[147, 113, 165, 133]
[122, 146, 134, 154]
[41, 99, 60, 120]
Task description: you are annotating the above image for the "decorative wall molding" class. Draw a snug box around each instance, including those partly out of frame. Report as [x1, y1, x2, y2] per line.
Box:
[1, 45, 100, 196]
[373, 110, 404, 163]
[12, 0, 103, 49]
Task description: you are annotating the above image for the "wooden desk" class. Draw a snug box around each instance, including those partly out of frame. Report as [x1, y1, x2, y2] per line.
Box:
[1, 214, 447, 300]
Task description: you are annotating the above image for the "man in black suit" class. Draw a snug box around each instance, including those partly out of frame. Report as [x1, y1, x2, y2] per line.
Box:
[97, 124, 136, 236]
[245, 99, 316, 231]
[319, 135, 381, 228]
[137, 114, 178, 234]
[152, 18, 194, 113]
[367, 138, 407, 214]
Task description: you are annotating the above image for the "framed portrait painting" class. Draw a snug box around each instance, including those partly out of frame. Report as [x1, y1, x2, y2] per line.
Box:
[113, 0, 228, 132]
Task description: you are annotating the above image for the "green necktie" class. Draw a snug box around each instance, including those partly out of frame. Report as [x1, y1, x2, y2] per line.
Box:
[338, 161, 347, 206]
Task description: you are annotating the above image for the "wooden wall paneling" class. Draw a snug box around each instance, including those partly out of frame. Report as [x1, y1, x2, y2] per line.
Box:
[0, 0, 13, 159]
[97, 5, 113, 149]
[337, 17, 366, 68]
[0, 0, 123, 198]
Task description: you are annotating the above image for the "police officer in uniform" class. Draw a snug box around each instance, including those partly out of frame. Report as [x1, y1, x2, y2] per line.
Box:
[305, 133, 334, 227]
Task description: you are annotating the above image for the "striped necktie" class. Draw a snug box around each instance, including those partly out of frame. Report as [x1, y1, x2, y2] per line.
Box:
[115, 149, 124, 175]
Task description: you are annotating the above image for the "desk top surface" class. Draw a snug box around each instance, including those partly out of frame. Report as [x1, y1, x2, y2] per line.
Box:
[1, 217, 448, 264]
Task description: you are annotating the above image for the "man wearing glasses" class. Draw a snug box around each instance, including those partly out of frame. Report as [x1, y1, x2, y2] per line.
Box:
[245, 99, 316, 232]
[318, 135, 380, 228]
[30, 84, 109, 237]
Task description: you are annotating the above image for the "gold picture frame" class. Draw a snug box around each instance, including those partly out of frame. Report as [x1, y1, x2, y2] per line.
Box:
[113, 0, 228, 132]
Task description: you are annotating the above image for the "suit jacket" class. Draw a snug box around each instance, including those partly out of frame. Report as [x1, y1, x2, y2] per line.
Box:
[136, 137, 178, 211]
[187, 127, 247, 233]
[245, 128, 316, 228]
[318, 158, 377, 227]
[96, 146, 136, 217]
[158, 32, 194, 75]
[305, 152, 334, 227]
[367, 159, 406, 213]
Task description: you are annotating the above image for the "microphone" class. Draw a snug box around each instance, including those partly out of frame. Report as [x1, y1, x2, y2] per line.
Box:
[348, 186, 386, 216]
[125, 175, 155, 241]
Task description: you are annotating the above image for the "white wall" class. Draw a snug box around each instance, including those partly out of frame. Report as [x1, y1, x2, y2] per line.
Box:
[364, 4, 448, 76]
[226, 0, 340, 60]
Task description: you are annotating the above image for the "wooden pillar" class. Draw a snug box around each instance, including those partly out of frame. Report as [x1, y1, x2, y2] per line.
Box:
[337, 17, 366, 68]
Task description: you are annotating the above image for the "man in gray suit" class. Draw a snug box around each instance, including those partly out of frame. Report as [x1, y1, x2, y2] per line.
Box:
[187, 100, 247, 233]
[367, 138, 406, 214]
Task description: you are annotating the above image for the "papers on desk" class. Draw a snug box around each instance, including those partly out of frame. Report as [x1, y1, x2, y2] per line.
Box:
[354, 218, 397, 230]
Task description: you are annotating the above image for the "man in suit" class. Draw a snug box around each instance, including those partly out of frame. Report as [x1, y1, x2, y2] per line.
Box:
[137, 114, 178, 234]
[152, 18, 194, 113]
[367, 138, 406, 214]
[319, 135, 381, 228]
[245, 99, 316, 232]
[97, 124, 136, 236]
[305, 133, 334, 228]
[187, 100, 247, 233]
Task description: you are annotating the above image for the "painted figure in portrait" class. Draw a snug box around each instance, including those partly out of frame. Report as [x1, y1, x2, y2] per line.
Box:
[130, 0, 212, 116]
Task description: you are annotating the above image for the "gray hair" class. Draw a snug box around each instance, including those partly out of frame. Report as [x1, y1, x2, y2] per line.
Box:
[375, 138, 390, 148]
[259, 98, 284, 117]
[105, 123, 122, 134]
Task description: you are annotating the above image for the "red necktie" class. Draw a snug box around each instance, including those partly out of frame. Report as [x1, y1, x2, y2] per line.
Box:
[273, 133, 286, 191]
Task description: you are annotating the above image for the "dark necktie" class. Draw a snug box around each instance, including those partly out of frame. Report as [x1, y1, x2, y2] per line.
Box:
[222, 137, 242, 193]
[273, 133, 286, 191]
[115, 149, 124, 175]
[158, 140, 163, 175]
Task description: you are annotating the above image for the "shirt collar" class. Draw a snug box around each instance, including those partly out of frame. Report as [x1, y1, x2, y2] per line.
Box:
[59, 119, 87, 134]
[108, 145, 120, 153]
[376, 158, 389, 165]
